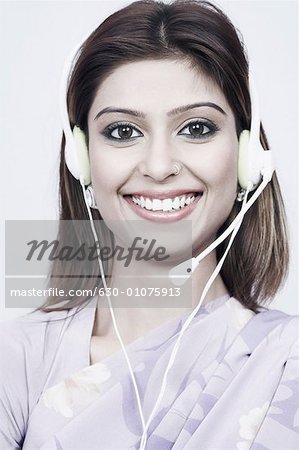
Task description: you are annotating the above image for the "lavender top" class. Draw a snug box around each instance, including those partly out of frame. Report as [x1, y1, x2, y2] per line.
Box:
[0, 295, 298, 449]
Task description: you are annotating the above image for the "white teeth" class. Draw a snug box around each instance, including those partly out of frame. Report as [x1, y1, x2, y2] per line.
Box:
[130, 193, 199, 211]
[173, 197, 180, 210]
[162, 199, 173, 212]
[145, 198, 152, 210]
[152, 199, 162, 211]
[132, 196, 139, 205]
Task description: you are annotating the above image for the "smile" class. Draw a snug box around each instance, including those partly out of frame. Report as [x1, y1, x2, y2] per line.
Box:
[123, 191, 203, 222]
[131, 193, 198, 211]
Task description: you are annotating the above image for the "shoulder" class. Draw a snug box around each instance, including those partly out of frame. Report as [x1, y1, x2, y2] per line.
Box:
[0, 300, 95, 374]
[257, 306, 298, 344]
[241, 301, 299, 357]
[225, 298, 298, 355]
[0, 304, 89, 402]
[0, 297, 97, 392]
[0, 300, 96, 447]
[0, 308, 71, 394]
[0, 307, 71, 365]
[253, 309, 299, 443]
[0, 306, 84, 448]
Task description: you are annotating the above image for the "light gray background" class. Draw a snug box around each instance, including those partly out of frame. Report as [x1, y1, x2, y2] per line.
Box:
[1, 0, 298, 320]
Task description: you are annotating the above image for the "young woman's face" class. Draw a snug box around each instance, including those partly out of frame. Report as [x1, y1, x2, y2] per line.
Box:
[87, 59, 239, 253]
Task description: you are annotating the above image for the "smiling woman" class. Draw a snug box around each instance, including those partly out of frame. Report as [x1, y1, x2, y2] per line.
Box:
[0, 0, 298, 449]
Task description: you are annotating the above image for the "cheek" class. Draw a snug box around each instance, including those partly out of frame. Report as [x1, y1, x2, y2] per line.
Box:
[211, 149, 238, 192]
[89, 143, 124, 192]
[87, 144, 120, 220]
[189, 135, 238, 194]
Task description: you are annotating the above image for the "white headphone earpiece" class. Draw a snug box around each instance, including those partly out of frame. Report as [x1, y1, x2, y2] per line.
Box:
[59, 33, 92, 187]
[237, 75, 273, 191]
[65, 125, 91, 186]
[238, 130, 252, 190]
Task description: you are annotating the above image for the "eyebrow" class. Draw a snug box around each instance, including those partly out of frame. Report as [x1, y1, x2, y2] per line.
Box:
[93, 102, 227, 121]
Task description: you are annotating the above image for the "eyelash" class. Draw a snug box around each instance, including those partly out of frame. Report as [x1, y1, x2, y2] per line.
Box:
[101, 119, 219, 142]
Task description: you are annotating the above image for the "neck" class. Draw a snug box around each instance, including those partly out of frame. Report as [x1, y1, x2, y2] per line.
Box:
[93, 250, 228, 342]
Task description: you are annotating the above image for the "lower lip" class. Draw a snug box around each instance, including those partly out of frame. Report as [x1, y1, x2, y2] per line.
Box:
[123, 194, 202, 222]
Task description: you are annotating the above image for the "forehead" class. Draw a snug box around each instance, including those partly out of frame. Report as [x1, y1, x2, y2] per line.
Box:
[88, 59, 231, 118]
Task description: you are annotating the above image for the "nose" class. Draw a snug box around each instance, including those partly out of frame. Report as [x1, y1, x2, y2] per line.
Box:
[138, 136, 180, 182]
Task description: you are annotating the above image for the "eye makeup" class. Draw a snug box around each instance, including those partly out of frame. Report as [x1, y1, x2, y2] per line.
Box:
[101, 122, 143, 141]
[178, 119, 220, 140]
[100, 118, 220, 143]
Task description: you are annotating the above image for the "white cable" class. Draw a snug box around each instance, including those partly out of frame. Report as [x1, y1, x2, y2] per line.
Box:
[138, 188, 249, 449]
[190, 174, 270, 272]
[168, 173, 272, 282]
[80, 175, 269, 450]
[79, 177, 146, 435]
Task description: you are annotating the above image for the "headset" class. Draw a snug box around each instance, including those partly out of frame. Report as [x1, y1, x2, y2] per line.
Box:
[62, 80, 272, 193]
[60, 34, 274, 449]
[61, 63, 274, 280]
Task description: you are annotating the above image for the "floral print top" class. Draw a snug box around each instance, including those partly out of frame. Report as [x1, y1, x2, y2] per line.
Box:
[0, 295, 298, 449]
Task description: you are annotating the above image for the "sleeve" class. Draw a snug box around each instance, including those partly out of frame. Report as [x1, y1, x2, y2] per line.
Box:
[0, 322, 29, 449]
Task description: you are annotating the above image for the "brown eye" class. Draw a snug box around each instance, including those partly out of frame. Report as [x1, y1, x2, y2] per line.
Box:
[179, 120, 217, 139]
[104, 123, 143, 140]
[117, 126, 133, 139]
[189, 123, 207, 137]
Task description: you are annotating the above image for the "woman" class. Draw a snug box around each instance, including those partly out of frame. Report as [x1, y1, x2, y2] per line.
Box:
[0, 0, 298, 449]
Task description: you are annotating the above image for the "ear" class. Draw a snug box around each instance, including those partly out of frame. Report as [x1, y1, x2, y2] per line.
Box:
[72, 126, 91, 185]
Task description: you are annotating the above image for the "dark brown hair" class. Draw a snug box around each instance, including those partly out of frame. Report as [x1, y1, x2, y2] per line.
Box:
[42, 0, 289, 313]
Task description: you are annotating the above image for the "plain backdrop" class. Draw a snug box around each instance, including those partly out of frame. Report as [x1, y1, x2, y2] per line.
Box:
[0, 0, 298, 321]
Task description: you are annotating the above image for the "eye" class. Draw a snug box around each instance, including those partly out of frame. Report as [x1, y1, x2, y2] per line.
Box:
[178, 120, 218, 139]
[102, 123, 143, 141]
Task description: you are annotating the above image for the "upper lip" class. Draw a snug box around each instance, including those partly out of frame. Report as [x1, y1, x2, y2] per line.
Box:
[123, 190, 202, 200]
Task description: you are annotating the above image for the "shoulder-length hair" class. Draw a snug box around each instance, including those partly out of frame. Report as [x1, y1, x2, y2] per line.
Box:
[42, 0, 288, 313]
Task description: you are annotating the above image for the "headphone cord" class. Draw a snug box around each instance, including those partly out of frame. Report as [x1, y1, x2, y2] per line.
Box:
[138, 188, 249, 449]
[79, 177, 146, 436]
[80, 176, 269, 449]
